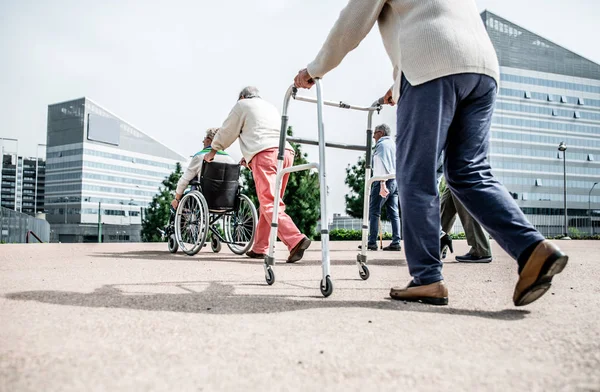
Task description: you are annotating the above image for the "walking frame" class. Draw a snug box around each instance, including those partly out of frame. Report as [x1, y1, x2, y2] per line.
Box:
[263, 79, 393, 297]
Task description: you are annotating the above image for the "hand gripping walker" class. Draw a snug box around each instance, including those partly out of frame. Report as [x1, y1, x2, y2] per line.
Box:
[263, 79, 388, 297]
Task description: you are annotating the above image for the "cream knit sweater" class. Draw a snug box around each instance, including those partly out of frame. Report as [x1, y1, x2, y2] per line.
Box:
[212, 98, 293, 163]
[307, 0, 499, 102]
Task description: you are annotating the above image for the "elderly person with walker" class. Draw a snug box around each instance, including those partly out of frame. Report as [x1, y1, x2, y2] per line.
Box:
[204, 86, 312, 263]
[294, 0, 568, 306]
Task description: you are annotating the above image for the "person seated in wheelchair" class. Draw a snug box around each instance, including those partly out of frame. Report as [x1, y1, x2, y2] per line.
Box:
[171, 127, 235, 210]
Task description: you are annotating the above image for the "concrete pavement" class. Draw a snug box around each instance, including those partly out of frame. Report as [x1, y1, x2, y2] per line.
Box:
[1, 240, 599, 391]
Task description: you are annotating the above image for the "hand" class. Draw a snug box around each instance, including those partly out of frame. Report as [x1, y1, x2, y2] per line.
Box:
[203, 150, 216, 163]
[170, 199, 179, 210]
[383, 88, 395, 106]
[379, 183, 390, 198]
[294, 68, 315, 89]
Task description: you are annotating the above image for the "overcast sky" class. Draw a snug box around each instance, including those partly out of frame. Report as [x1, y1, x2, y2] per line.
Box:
[1, 0, 599, 217]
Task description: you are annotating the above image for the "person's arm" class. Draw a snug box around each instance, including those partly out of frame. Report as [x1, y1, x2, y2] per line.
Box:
[212, 106, 243, 153]
[306, 0, 388, 79]
[172, 156, 202, 208]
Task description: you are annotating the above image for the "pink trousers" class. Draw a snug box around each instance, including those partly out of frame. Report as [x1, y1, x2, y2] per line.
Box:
[248, 148, 305, 253]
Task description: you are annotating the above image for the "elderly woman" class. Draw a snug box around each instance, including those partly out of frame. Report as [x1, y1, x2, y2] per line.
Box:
[171, 128, 234, 210]
[204, 86, 311, 263]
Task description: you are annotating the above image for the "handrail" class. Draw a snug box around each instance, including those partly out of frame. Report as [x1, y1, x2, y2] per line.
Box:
[26, 230, 43, 243]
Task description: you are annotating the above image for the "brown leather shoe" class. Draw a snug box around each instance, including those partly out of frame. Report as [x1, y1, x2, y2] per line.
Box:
[513, 240, 568, 306]
[246, 250, 266, 259]
[287, 237, 311, 263]
[390, 280, 448, 305]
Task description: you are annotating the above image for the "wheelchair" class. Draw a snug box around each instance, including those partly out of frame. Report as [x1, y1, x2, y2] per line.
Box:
[166, 161, 258, 256]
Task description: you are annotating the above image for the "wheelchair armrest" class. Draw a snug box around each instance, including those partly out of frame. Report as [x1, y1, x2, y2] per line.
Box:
[189, 179, 201, 187]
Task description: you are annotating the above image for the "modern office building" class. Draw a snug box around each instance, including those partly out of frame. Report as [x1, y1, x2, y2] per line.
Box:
[46, 97, 186, 243]
[1, 154, 45, 216]
[481, 11, 600, 236]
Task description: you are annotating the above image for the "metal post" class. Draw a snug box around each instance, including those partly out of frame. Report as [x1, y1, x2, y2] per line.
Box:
[589, 182, 598, 236]
[558, 142, 568, 238]
[98, 201, 102, 243]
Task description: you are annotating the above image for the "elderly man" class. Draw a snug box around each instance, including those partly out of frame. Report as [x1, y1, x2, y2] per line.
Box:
[171, 128, 235, 210]
[294, 0, 567, 306]
[204, 86, 311, 263]
[361, 124, 401, 251]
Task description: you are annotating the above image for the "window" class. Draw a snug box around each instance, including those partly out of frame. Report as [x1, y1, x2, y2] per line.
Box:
[522, 193, 529, 201]
[535, 179, 543, 187]
[588, 154, 595, 162]
[574, 111, 581, 119]
[547, 94, 553, 102]
[524, 91, 531, 99]
[552, 109, 558, 116]
[560, 96, 568, 103]
[578, 98, 585, 105]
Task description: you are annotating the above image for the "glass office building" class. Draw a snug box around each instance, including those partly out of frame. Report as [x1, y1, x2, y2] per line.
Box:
[46, 97, 186, 242]
[482, 11, 600, 236]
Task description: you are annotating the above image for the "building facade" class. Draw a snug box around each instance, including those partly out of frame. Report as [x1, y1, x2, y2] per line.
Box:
[1, 154, 45, 216]
[46, 97, 186, 243]
[482, 11, 600, 237]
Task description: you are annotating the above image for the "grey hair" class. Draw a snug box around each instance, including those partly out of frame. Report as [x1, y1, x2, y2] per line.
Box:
[375, 124, 391, 137]
[238, 86, 261, 100]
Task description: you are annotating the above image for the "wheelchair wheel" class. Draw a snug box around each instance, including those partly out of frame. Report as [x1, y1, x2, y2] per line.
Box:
[167, 234, 178, 253]
[224, 194, 258, 255]
[174, 191, 209, 256]
[211, 234, 222, 253]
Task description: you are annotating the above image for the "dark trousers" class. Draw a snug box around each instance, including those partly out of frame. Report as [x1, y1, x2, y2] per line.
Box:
[395, 73, 544, 285]
[368, 179, 401, 246]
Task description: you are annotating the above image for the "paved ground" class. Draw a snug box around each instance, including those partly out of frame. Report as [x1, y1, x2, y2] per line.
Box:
[1, 240, 599, 391]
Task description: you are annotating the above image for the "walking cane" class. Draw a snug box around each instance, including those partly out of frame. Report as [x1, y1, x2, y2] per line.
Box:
[379, 218, 383, 249]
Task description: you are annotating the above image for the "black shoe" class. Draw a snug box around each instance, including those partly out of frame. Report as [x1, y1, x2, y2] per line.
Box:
[246, 250, 266, 259]
[382, 244, 402, 251]
[358, 244, 378, 251]
[440, 234, 453, 259]
[455, 253, 492, 263]
[287, 237, 311, 263]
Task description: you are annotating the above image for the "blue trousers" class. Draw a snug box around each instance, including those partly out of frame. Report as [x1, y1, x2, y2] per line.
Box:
[395, 73, 544, 285]
[368, 179, 401, 246]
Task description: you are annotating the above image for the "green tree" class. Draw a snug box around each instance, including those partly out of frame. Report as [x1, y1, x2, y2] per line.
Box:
[344, 156, 366, 219]
[240, 127, 320, 238]
[141, 162, 183, 242]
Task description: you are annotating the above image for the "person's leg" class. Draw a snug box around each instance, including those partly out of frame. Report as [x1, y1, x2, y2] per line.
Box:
[439, 185, 458, 234]
[393, 75, 458, 287]
[249, 149, 305, 254]
[443, 74, 544, 263]
[453, 193, 491, 258]
[384, 179, 401, 246]
[368, 182, 384, 247]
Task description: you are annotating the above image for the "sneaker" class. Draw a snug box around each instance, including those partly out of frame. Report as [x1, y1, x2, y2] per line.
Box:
[455, 253, 492, 263]
[382, 244, 402, 251]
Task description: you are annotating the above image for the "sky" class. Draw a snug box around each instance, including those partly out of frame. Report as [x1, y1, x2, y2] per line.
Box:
[1, 0, 599, 218]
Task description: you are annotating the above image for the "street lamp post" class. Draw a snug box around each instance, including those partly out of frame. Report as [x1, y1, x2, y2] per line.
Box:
[589, 182, 598, 236]
[34, 143, 46, 215]
[558, 142, 569, 239]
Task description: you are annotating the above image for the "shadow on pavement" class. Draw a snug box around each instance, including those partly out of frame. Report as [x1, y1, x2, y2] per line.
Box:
[89, 250, 407, 266]
[5, 281, 528, 320]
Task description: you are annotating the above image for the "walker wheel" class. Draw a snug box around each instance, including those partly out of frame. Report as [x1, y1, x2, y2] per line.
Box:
[360, 265, 370, 280]
[265, 268, 275, 286]
[320, 276, 333, 297]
